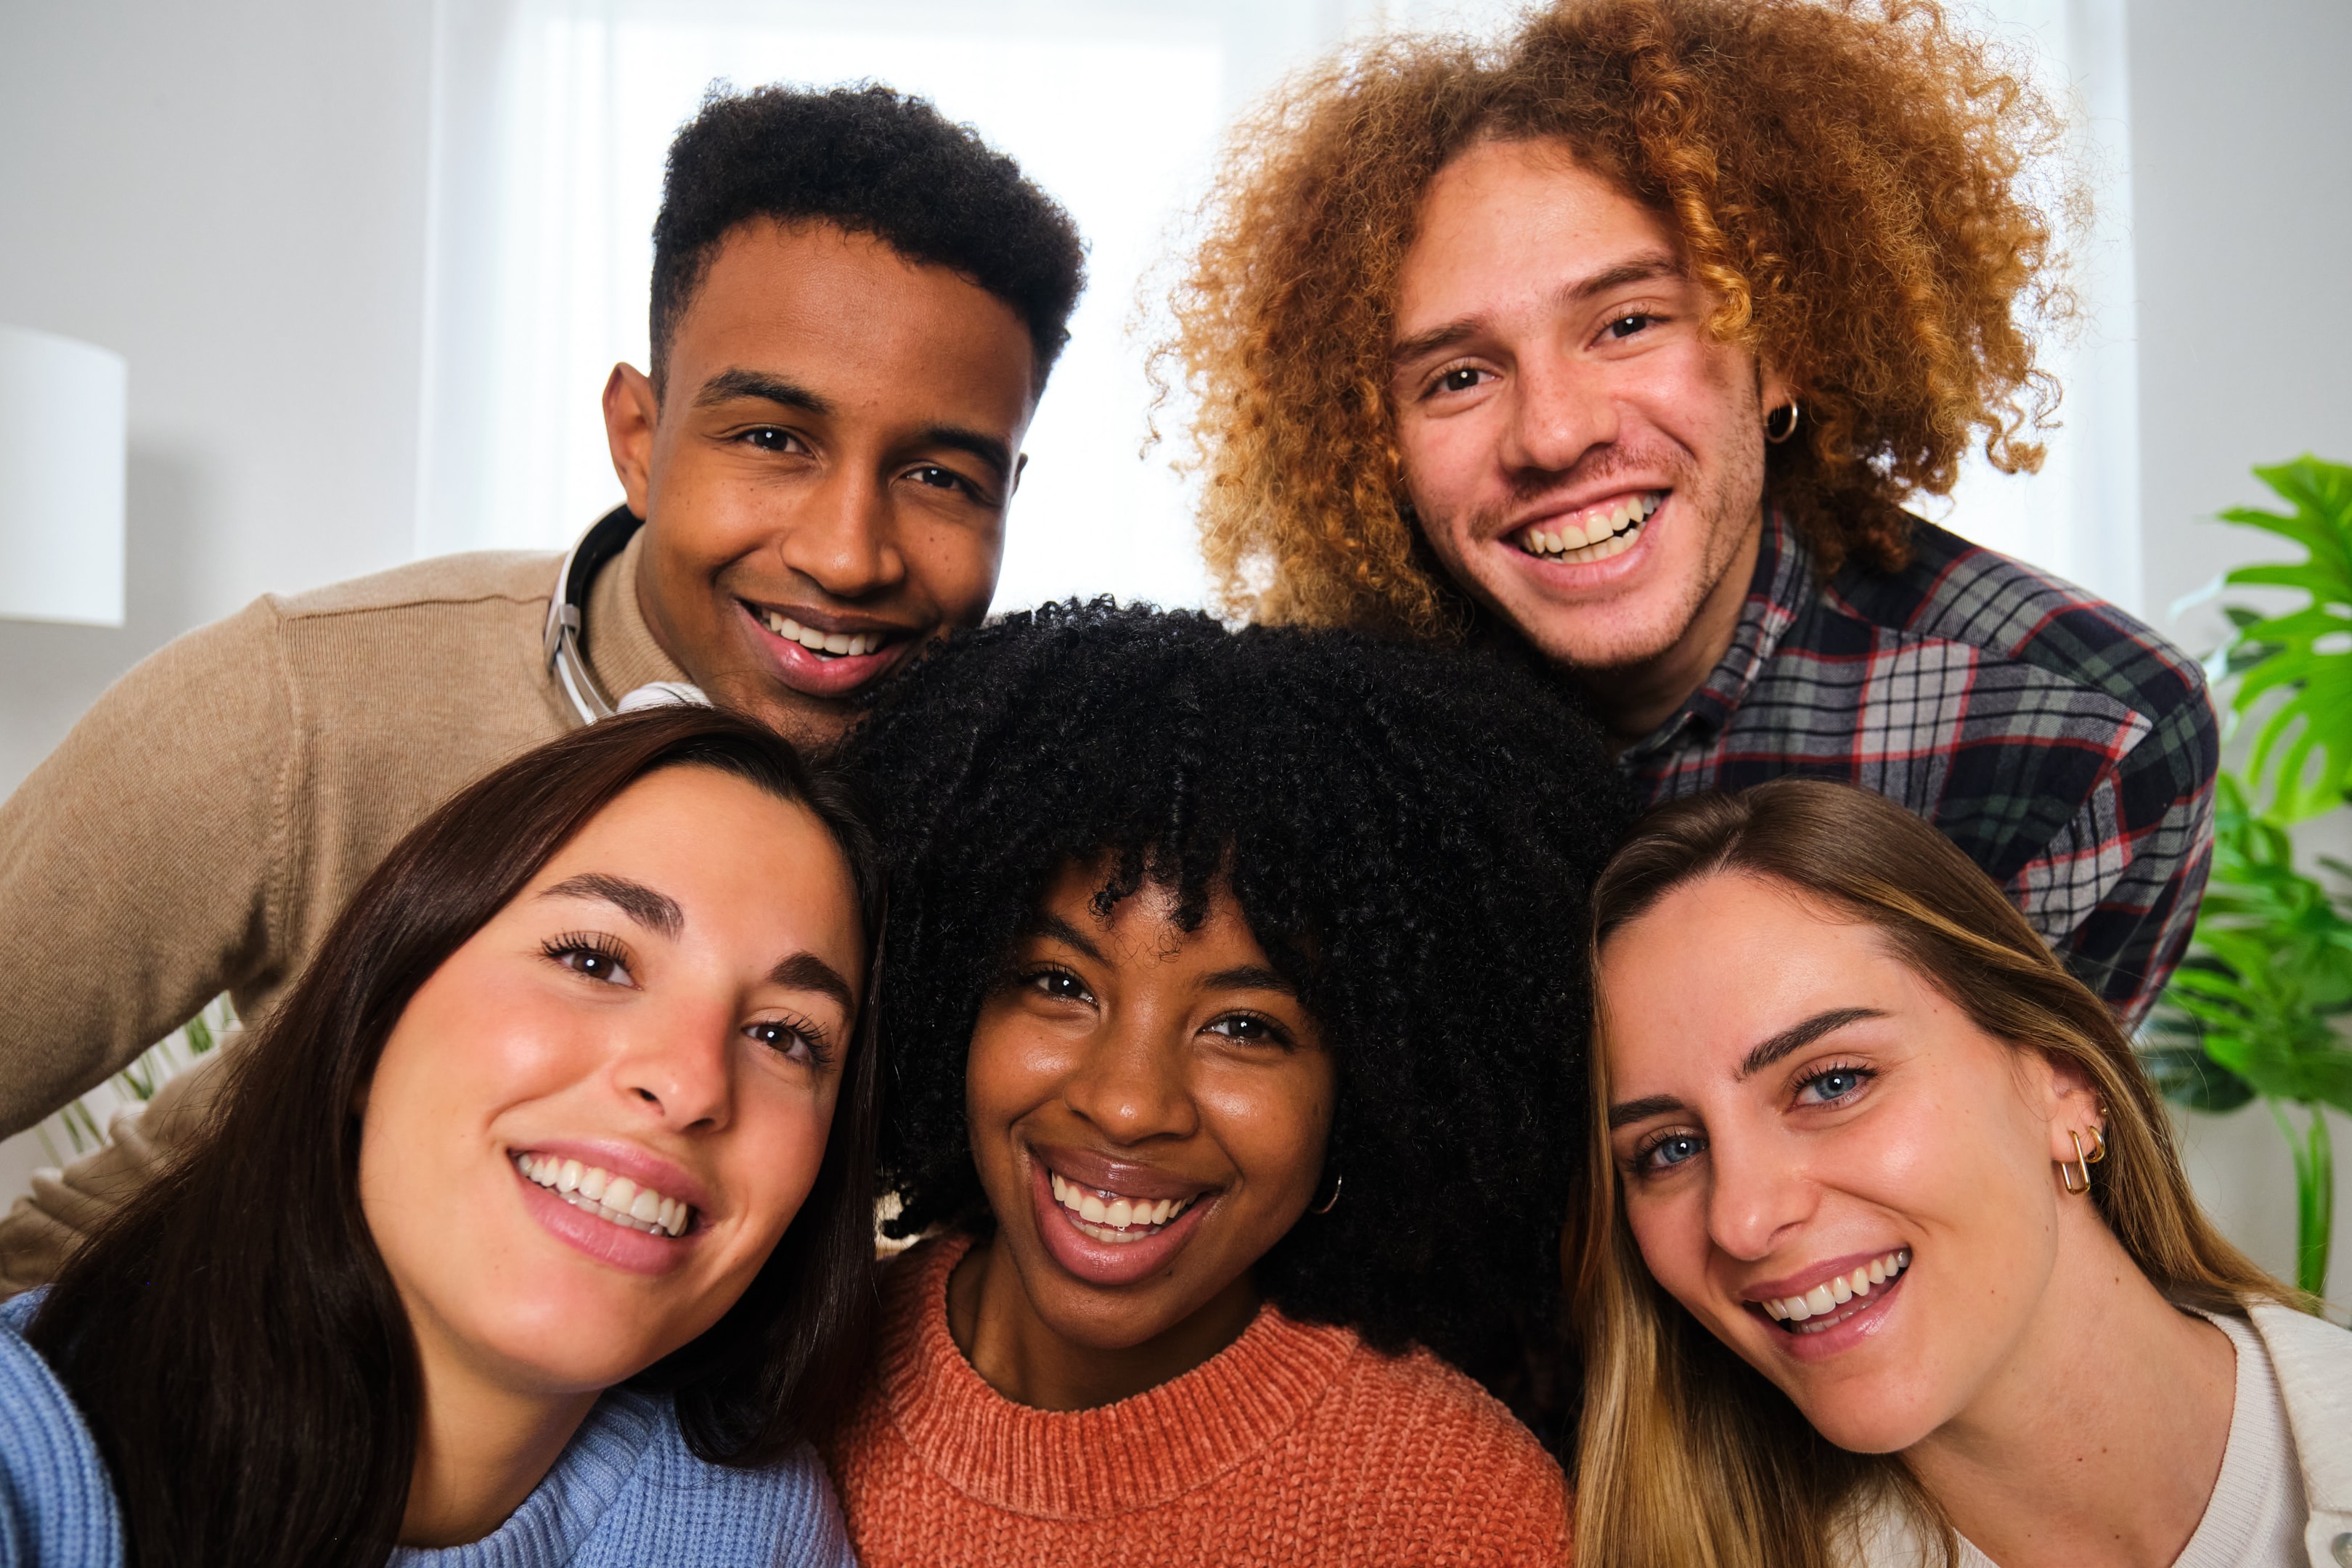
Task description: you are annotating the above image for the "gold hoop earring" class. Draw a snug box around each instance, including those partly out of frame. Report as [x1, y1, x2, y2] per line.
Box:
[2060, 1130, 2098, 1194]
[1765, 401, 1802, 444]
[1311, 1172, 1343, 1216]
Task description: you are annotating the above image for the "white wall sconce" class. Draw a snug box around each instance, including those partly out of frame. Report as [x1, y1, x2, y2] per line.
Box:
[0, 323, 127, 626]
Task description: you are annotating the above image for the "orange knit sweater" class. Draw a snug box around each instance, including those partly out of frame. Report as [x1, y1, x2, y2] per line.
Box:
[821, 1235, 1571, 1567]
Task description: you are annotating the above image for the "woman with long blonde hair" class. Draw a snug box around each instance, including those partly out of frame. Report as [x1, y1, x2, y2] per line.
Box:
[1574, 778, 2352, 1567]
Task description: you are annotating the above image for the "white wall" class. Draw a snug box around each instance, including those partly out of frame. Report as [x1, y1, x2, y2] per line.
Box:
[0, 0, 436, 801]
[2127, 0, 2352, 1300]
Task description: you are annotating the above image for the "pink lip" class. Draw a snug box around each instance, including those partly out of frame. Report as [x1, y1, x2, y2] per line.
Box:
[1026, 1153, 1216, 1290]
[1504, 483, 1671, 538]
[1741, 1248, 1901, 1304]
[513, 1138, 716, 1216]
[510, 1156, 704, 1277]
[735, 601, 918, 699]
[1741, 1251, 1913, 1363]
[1505, 493, 1669, 587]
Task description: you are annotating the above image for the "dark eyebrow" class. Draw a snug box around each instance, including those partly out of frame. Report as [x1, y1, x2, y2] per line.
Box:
[1389, 251, 1689, 369]
[1607, 1005, 1886, 1129]
[915, 424, 1013, 483]
[693, 368, 833, 415]
[538, 873, 682, 940]
[1202, 964, 1299, 997]
[770, 951, 856, 1015]
[1031, 912, 1107, 966]
[1738, 1008, 1886, 1079]
[1607, 1093, 1689, 1131]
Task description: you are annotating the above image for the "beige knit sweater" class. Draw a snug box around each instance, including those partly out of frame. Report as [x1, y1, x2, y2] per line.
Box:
[0, 529, 681, 1288]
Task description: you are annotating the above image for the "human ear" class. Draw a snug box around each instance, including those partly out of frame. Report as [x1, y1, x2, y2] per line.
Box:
[603, 362, 661, 518]
[2030, 1050, 2107, 1166]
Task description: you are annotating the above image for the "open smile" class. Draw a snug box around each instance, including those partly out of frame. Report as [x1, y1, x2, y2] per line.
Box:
[1512, 489, 1667, 564]
[1029, 1154, 1216, 1288]
[736, 600, 915, 698]
[508, 1145, 709, 1276]
[1745, 1246, 1911, 1338]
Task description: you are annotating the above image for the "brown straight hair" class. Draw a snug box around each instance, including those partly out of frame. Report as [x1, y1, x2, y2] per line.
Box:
[1569, 779, 2293, 1568]
[28, 706, 885, 1568]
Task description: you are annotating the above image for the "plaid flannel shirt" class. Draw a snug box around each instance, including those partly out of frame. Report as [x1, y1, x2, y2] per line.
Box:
[1620, 508, 2218, 1029]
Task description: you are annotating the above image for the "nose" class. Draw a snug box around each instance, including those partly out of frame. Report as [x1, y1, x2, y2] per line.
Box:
[1702, 1124, 1819, 1263]
[1501, 349, 1620, 478]
[609, 1002, 735, 1132]
[1061, 1016, 1199, 1147]
[775, 465, 906, 603]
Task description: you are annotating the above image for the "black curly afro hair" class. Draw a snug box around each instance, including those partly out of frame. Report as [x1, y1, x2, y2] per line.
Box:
[650, 83, 1086, 394]
[840, 600, 1634, 1434]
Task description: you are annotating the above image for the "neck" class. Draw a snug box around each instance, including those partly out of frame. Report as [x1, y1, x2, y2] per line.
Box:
[1902, 1210, 2237, 1568]
[1573, 510, 1762, 750]
[945, 1236, 1261, 1413]
[398, 1310, 600, 1548]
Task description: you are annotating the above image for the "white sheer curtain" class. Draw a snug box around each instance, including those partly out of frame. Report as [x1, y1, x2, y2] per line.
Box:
[415, 0, 2141, 617]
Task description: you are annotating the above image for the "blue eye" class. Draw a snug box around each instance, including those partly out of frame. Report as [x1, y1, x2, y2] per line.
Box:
[1796, 1066, 1873, 1106]
[1645, 1132, 1704, 1171]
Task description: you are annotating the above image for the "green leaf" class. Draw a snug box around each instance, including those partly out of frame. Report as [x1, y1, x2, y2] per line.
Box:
[2213, 457, 2352, 820]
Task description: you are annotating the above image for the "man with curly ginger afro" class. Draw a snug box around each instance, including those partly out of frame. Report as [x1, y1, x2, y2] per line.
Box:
[1163, 0, 2216, 1028]
[0, 85, 1084, 1289]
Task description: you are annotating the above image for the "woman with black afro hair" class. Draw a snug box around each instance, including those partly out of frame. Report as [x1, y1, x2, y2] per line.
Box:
[820, 600, 1630, 1567]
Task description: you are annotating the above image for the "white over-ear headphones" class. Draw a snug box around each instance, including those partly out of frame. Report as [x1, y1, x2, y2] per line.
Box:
[543, 505, 709, 724]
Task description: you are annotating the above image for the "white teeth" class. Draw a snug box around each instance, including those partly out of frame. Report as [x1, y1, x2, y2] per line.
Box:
[513, 1153, 691, 1238]
[761, 611, 880, 658]
[1048, 1169, 1196, 1241]
[1757, 1249, 1911, 1329]
[1518, 491, 1666, 560]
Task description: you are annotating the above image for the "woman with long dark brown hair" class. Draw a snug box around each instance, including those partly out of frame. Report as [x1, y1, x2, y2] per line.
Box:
[1576, 779, 2352, 1568]
[2, 707, 883, 1567]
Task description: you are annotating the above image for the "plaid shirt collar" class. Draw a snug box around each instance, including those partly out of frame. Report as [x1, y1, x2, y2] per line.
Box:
[1617, 505, 1813, 772]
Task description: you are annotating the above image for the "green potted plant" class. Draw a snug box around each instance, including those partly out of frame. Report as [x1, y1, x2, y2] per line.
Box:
[2146, 456, 2352, 1297]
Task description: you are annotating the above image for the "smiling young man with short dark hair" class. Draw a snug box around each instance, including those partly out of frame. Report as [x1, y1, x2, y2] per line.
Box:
[0, 83, 1083, 1286]
[1167, 0, 2217, 1029]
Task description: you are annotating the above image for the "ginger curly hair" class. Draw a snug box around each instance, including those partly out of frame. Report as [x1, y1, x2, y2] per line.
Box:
[1159, 0, 2075, 639]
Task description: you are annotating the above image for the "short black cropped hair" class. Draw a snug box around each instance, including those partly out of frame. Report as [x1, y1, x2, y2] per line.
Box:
[651, 83, 1086, 395]
[841, 601, 1634, 1433]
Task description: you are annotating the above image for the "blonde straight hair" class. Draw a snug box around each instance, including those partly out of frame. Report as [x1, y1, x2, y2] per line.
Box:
[1570, 780, 2296, 1568]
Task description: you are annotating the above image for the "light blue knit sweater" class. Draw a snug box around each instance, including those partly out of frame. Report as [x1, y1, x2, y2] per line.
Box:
[0, 1298, 120, 1568]
[0, 1293, 853, 1568]
[385, 1389, 855, 1568]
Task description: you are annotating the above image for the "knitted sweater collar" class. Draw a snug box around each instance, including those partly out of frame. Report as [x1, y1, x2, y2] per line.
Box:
[880, 1235, 1359, 1519]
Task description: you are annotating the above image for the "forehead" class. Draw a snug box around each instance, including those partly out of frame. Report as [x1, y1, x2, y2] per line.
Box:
[1598, 873, 1917, 1080]
[1032, 858, 1270, 971]
[1397, 136, 1681, 327]
[536, 767, 863, 965]
[671, 219, 1037, 425]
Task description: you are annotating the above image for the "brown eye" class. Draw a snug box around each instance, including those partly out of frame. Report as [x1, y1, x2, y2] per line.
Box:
[543, 937, 636, 989]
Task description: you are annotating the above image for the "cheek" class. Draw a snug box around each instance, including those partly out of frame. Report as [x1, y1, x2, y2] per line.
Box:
[721, 1077, 843, 1260]
[1622, 1183, 1713, 1303]
[1201, 1063, 1334, 1209]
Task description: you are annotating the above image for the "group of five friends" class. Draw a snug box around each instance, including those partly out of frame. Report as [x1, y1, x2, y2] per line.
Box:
[0, 1, 2344, 1564]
